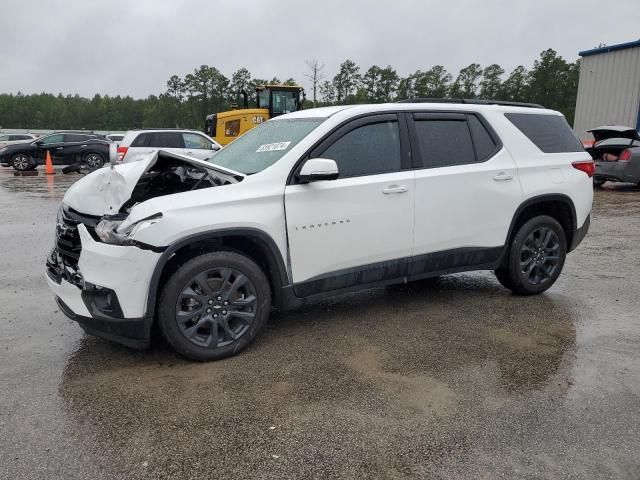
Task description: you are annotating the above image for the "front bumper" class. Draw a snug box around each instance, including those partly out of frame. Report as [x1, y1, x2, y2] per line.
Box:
[47, 223, 162, 348]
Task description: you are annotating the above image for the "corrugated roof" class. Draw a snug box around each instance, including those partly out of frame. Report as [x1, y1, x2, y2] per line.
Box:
[579, 39, 640, 57]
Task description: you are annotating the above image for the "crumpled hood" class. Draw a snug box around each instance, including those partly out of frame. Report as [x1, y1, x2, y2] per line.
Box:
[63, 150, 243, 217]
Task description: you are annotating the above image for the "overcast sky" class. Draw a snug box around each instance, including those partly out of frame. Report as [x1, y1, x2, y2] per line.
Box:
[1, 0, 638, 98]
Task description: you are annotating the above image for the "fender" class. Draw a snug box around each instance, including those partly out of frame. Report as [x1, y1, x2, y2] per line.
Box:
[501, 193, 578, 262]
[144, 228, 290, 319]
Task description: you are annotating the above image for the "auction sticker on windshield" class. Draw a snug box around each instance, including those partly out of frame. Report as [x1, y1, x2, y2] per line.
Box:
[256, 141, 291, 153]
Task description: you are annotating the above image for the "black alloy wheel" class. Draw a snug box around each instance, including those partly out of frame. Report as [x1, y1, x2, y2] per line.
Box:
[175, 267, 258, 348]
[495, 215, 567, 295]
[518, 226, 561, 286]
[158, 251, 271, 361]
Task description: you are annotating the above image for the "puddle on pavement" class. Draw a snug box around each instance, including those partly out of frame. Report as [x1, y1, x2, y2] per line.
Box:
[58, 273, 577, 477]
[0, 167, 82, 199]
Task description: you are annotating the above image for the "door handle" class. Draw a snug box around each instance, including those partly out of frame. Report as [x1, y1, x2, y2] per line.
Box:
[382, 185, 408, 194]
[55, 147, 63, 151]
[493, 172, 513, 181]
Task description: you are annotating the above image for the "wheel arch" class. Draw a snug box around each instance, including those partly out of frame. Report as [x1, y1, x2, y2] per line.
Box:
[503, 194, 578, 263]
[146, 228, 290, 321]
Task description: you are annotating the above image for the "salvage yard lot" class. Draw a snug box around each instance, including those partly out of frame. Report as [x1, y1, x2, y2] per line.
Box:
[1, 167, 639, 479]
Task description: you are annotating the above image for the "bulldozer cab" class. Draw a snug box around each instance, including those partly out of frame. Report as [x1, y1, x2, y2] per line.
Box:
[256, 85, 305, 117]
[204, 85, 304, 146]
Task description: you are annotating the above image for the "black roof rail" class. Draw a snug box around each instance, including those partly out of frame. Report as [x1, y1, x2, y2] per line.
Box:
[396, 98, 545, 109]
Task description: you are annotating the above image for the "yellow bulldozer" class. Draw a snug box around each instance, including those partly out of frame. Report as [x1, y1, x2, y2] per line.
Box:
[204, 84, 305, 146]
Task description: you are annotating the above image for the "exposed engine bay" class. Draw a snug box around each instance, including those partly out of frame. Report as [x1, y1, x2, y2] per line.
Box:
[122, 157, 237, 212]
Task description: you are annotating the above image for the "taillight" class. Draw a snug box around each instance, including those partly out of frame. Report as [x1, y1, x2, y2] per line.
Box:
[116, 146, 128, 163]
[572, 160, 595, 177]
[619, 149, 632, 161]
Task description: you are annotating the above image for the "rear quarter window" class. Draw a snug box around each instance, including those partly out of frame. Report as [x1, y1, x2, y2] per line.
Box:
[505, 113, 584, 153]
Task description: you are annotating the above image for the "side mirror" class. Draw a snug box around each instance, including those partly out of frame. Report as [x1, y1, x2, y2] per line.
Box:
[298, 158, 339, 183]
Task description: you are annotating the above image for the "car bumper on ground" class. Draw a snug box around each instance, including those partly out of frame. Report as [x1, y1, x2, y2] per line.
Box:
[46, 224, 162, 349]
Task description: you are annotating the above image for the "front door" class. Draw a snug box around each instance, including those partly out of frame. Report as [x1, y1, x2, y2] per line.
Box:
[284, 114, 415, 296]
[36, 133, 65, 163]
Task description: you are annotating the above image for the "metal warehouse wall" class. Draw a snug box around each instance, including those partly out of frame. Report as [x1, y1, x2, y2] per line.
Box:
[573, 45, 640, 140]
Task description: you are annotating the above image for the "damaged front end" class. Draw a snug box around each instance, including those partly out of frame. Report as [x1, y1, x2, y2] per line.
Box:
[46, 150, 244, 348]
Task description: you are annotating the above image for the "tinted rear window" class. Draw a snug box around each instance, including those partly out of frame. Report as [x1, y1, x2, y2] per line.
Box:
[65, 134, 90, 142]
[131, 132, 184, 148]
[505, 113, 583, 153]
[413, 119, 476, 168]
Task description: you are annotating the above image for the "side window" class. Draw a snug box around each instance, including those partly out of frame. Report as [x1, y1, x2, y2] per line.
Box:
[39, 134, 65, 145]
[64, 134, 88, 143]
[153, 132, 184, 148]
[468, 115, 498, 161]
[183, 133, 211, 149]
[412, 117, 475, 168]
[505, 113, 584, 153]
[131, 133, 149, 147]
[225, 120, 241, 137]
[318, 120, 401, 178]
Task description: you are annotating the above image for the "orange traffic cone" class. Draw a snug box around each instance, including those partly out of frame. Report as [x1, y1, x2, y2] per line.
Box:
[44, 150, 56, 175]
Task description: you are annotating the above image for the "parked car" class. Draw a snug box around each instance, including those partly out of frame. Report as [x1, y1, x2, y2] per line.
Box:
[105, 133, 125, 143]
[0, 133, 38, 147]
[586, 125, 640, 187]
[47, 101, 593, 361]
[0, 132, 110, 171]
[115, 129, 221, 164]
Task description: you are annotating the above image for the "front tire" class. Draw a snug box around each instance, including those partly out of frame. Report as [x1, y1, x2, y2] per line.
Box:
[495, 215, 567, 295]
[11, 154, 35, 171]
[158, 251, 271, 361]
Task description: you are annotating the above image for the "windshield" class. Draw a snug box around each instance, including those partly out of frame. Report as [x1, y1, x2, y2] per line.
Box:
[210, 118, 323, 174]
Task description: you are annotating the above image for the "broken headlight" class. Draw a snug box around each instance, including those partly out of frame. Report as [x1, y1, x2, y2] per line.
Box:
[95, 213, 162, 245]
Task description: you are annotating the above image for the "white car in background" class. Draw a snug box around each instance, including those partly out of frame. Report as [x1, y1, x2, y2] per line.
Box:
[113, 129, 221, 164]
[0, 133, 38, 147]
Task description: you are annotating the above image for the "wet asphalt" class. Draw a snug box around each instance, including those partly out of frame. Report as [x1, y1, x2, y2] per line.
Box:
[0, 167, 639, 479]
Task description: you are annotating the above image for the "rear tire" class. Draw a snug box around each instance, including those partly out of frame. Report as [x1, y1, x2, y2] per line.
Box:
[158, 251, 271, 361]
[84, 152, 104, 169]
[11, 154, 35, 171]
[495, 215, 567, 295]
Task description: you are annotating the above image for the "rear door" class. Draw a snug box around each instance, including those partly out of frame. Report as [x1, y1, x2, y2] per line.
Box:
[284, 113, 415, 296]
[409, 112, 522, 274]
[62, 134, 93, 164]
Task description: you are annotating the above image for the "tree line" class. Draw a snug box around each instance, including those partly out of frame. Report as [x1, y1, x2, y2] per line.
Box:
[0, 48, 579, 131]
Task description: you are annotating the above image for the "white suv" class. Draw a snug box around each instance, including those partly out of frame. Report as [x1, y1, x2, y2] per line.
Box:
[47, 101, 593, 360]
[115, 129, 221, 163]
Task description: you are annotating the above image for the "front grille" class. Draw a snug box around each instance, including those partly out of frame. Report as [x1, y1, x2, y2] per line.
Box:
[55, 206, 99, 269]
